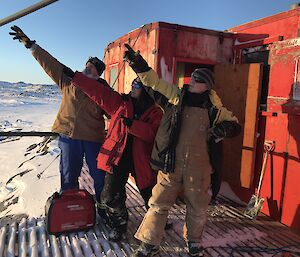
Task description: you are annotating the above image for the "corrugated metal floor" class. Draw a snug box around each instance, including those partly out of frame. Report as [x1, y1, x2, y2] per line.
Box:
[1, 182, 300, 257]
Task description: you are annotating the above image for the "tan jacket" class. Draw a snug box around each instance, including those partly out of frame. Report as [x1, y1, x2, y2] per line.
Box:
[138, 69, 239, 125]
[31, 44, 105, 143]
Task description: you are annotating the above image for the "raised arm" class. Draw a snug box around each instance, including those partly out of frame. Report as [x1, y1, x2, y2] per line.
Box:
[72, 72, 123, 116]
[123, 44, 180, 105]
[138, 69, 180, 105]
[143, 86, 169, 110]
[9, 26, 71, 89]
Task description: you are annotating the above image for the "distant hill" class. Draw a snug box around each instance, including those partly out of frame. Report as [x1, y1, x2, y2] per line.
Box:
[0, 80, 55, 87]
[0, 81, 60, 106]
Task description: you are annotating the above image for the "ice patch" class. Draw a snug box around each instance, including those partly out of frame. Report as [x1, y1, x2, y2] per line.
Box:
[0, 99, 24, 105]
[219, 181, 246, 205]
[0, 82, 62, 219]
[16, 119, 32, 126]
[0, 120, 13, 129]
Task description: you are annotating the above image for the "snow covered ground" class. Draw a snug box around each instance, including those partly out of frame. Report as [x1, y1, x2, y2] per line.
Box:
[0, 81, 61, 224]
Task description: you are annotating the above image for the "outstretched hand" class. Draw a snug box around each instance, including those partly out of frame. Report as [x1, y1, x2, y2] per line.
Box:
[123, 43, 138, 64]
[123, 43, 150, 73]
[9, 25, 36, 49]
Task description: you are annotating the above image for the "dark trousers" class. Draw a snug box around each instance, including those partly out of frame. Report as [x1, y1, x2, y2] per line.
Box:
[139, 186, 153, 210]
[58, 135, 106, 201]
[100, 155, 154, 228]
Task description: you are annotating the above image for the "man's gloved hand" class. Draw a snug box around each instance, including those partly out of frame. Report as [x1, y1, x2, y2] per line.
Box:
[62, 65, 75, 79]
[9, 25, 36, 49]
[210, 123, 227, 140]
[122, 117, 133, 127]
[123, 43, 150, 73]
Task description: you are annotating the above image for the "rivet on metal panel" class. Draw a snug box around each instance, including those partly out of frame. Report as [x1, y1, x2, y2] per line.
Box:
[118, 42, 121, 48]
[152, 48, 157, 55]
[219, 32, 224, 44]
[128, 37, 131, 44]
[173, 26, 178, 38]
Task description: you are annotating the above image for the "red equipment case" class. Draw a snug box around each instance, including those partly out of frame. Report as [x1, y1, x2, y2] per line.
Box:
[45, 189, 96, 235]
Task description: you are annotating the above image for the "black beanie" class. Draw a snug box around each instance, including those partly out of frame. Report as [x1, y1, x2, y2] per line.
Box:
[86, 57, 106, 76]
[191, 68, 214, 90]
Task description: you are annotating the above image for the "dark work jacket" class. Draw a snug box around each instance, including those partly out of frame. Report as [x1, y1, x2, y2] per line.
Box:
[144, 85, 241, 174]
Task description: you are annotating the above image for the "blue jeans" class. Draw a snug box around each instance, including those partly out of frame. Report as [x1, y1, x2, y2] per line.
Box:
[58, 135, 105, 201]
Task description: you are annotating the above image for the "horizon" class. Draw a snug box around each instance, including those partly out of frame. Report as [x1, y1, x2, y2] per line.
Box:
[0, 79, 55, 85]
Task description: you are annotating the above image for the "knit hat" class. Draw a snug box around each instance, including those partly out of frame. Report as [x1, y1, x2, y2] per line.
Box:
[191, 68, 214, 90]
[86, 57, 106, 76]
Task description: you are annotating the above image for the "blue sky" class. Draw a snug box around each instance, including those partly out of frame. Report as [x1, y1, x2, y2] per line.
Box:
[0, 0, 297, 84]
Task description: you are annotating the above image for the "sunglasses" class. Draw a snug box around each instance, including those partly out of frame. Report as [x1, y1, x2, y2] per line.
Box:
[131, 81, 142, 89]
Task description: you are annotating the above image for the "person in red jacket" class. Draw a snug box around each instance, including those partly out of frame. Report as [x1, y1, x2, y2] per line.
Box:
[64, 69, 163, 241]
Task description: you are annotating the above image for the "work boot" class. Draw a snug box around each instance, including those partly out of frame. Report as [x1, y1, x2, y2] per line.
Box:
[97, 207, 108, 223]
[187, 242, 204, 257]
[108, 225, 127, 241]
[132, 242, 159, 257]
[165, 221, 173, 230]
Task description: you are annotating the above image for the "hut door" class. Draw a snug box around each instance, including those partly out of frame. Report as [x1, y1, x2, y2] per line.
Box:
[214, 64, 263, 188]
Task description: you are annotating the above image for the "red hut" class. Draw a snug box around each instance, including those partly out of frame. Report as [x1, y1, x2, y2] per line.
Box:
[103, 6, 300, 233]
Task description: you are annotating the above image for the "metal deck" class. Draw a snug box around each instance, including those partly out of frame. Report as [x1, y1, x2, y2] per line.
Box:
[0, 181, 300, 257]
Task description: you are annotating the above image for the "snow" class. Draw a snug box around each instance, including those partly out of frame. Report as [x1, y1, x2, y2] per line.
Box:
[0, 81, 61, 221]
[219, 181, 247, 205]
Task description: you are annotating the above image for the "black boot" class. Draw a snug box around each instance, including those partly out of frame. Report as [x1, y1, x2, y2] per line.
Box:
[97, 207, 108, 223]
[165, 221, 173, 230]
[108, 224, 127, 241]
[132, 242, 159, 257]
[187, 242, 204, 257]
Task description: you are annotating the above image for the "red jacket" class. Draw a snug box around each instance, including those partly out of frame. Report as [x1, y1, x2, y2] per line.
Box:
[72, 72, 163, 189]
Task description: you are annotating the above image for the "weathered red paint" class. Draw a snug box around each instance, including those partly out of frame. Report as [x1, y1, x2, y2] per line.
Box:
[230, 8, 300, 233]
[104, 22, 233, 93]
[104, 8, 300, 234]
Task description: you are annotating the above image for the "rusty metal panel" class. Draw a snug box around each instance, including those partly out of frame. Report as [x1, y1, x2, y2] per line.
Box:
[258, 39, 300, 232]
[259, 114, 289, 219]
[104, 22, 234, 92]
[228, 10, 300, 233]
[230, 9, 300, 65]
[259, 40, 300, 234]
[260, 112, 300, 233]
[268, 39, 300, 108]
[229, 8, 300, 40]
[123, 27, 157, 93]
[104, 24, 158, 93]
[214, 64, 262, 188]
[157, 25, 233, 83]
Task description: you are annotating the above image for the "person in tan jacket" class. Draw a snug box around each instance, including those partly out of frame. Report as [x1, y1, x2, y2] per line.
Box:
[124, 44, 241, 257]
[9, 26, 107, 203]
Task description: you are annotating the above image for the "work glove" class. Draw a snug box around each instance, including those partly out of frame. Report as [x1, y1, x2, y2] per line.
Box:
[121, 94, 130, 101]
[62, 65, 75, 79]
[123, 43, 150, 73]
[9, 25, 36, 49]
[211, 121, 242, 140]
[210, 123, 227, 140]
[121, 117, 133, 127]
